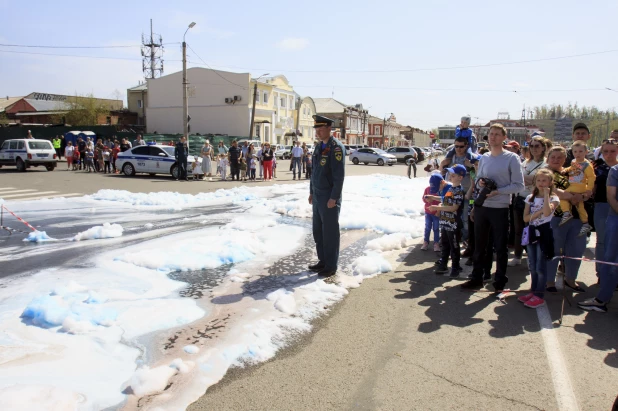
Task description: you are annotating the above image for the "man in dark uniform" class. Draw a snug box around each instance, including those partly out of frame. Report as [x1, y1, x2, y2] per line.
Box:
[175, 136, 189, 181]
[228, 140, 241, 181]
[308, 115, 346, 277]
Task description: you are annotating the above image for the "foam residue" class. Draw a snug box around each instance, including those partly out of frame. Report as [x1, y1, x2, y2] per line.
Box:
[72, 223, 123, 241]
[22, 231, 57, 243]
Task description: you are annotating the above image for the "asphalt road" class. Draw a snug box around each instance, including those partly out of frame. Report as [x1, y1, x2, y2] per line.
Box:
[0, 158, 422, 200]
[3, 157, 616, 410]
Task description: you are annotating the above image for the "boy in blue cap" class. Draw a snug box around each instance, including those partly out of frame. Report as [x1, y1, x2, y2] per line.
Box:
[444, 116, 478, 162]
[429, 164, 467, 277]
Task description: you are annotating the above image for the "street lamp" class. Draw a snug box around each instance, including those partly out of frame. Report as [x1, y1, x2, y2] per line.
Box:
[182, 22, 196, 145]
[249, 73, 270, 138]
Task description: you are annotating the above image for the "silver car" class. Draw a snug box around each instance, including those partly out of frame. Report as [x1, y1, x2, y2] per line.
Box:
[350, 148, 396, 166]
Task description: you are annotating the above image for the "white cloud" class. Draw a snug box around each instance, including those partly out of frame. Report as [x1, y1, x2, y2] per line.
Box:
[276, 38, 309, 51]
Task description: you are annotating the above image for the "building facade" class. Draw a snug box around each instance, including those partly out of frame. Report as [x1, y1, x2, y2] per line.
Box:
[471, 119, 543, 145]
[313, 98, 368, 145]
[127, 83, 148, 127]
[367, 114, 402, 148]
[3, 92, 122, 125]
[296, 96, 316, 144]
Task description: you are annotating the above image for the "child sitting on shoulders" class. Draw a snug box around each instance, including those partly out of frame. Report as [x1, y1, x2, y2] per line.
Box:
[559, 140, 595, 236]
[445, 115, 477, 161]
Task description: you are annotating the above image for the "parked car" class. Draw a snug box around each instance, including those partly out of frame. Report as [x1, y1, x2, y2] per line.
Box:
[275, 145, 292, 159]
[237, 140, 262, 151]
[385, 146, 424, 163]
[350, 148, 396, 166]
[344, 145, 358, 155]
[116, 144, 201, 178]
[0, 139, 58, 171]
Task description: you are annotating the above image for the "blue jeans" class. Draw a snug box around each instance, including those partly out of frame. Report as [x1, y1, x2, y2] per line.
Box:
[424, 214, 440, 243]
[597, 214, 618, 303]
[292, 157, 302, 177]
[594, 202, 610, 276]
[526, 241, 547, 297]
[546, 216, 586, 283]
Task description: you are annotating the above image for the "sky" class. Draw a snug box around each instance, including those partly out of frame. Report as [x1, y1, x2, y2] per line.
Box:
[1, 0, 617, 130]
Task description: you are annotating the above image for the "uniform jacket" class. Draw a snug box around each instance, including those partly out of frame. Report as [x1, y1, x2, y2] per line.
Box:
[175, 142, 188, 159]
[310, 137, 345, 200]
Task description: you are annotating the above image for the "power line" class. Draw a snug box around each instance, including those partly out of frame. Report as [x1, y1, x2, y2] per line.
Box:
[186, 44, 248, 90]
[186, 49, 618, 74]
[0, 49, 192, 63]
[0, 42, 179, 48]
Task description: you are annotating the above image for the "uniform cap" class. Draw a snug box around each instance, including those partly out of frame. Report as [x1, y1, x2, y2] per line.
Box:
[313, 115, 334, 128]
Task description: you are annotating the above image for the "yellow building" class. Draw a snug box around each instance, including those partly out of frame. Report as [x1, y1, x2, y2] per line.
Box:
[296, 96, 317, 145]
[250, 75, 298, 144]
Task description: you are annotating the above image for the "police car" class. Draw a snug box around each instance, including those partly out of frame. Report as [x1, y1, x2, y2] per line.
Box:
[0, 139, 58, 171]
[115, 144, 201, 178]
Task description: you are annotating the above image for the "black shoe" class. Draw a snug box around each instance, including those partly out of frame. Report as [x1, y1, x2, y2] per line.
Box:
[483, 273, 492, 283]
[565, 281, 585, 293]
[461, 280, 483, 289]
[434, 259, 444, 266]
[492, 281, 507, 292]
[308, 262, 325, 271]
[317, 268, 336, 278]
[546, 286, 558, 293]
[449, 267, 463, 278]
[465, 258, 473, 266]
[461, 249, 473, 258]
[435, 265, 449, 274]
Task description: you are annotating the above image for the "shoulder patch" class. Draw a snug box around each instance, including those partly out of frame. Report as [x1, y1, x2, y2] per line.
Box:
[334, 146, 342, 152]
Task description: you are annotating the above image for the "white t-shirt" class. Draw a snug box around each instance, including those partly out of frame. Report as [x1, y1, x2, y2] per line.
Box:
[525, 194, 559, 226]
[65, 146, 74, 157]
[519, 159, 546, 197]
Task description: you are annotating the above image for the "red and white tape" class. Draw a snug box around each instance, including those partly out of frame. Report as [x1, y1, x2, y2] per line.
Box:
[552, 255, 618, 267]
[0, 205, 37, 232]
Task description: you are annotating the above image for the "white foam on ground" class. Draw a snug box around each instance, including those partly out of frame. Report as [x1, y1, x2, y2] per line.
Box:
[0, 174, 427, 410]
[22, 231, 57, 243]
[72, 223, 123, 241]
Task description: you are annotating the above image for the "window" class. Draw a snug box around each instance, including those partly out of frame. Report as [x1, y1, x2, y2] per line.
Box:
[137, 99, 143, 108]
[396, 147, 408, 153]
[263, 92, 268, 104]
[255, 90, 261, 104]
[18, 141, 26, 149]
[1, 141, 9, 150]
[9, 141, 18, 149]
[280, 97, 286, 108]
[375, 126, 381, 135]
[149, 147, 166, 156]
[131, 146, 150, 155]
[303, 107, 306, 115]
[255, 125, 261, 137]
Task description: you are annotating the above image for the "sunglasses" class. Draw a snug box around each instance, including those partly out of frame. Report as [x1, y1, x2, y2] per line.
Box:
[454, 145, 466, 148]
[602, 139, 617, 144]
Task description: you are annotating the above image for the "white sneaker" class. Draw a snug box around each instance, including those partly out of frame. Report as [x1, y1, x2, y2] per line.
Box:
[420, 242, 429, 251]
[508, 258, 521, 266]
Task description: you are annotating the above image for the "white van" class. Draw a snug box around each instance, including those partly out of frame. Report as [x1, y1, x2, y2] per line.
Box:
[0, 139, 58, 171]
[236, 140, 262, 151]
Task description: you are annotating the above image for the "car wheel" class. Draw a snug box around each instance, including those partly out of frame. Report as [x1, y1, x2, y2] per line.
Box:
[352, 157, 359, 165]
[122, 163, 136, 176]
[171, 165, 179, 179]
[388, 163, 393, 166]
[363, 162, 369, 165]
[377, 158, 385, 166]
[149, 173, 156, 176]
[46, 164, 55, 171]
[16, 158, 26, 172]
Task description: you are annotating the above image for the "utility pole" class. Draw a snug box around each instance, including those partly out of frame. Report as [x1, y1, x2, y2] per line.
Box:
[249, 73, 269, 138]
[295, 97, 302, 143]
[141, 19, 164, 79]
[182, 22, 195, 142]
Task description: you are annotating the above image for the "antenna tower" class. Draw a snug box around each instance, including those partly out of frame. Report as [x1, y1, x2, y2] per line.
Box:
[141, 19, 164, 79]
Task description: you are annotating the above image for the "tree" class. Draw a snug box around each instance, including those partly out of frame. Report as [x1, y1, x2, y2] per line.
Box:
[51, 93, 111, 126]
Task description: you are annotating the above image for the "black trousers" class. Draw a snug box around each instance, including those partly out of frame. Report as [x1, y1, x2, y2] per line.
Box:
[407, 160, 417, 178]
[440, 228, 461, 269]
[230, 162, 240, 180]
[178, 158, 188, 179]
[470, 206, 509, 286]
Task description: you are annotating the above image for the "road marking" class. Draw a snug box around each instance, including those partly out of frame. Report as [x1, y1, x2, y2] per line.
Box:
[8, 193, 83, 202]
[1, 191, 58, 199]
[537, 304, 580, 411]
[0, 189, 36, 194]
[0, 187, 17, 191]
